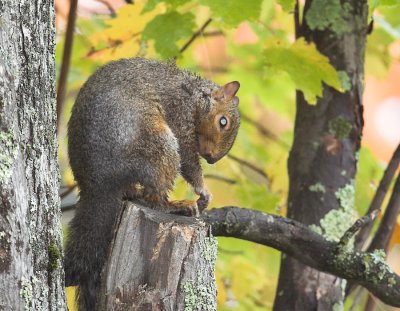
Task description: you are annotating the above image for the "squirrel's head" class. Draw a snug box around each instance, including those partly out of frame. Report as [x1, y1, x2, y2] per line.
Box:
[197, 81, 240, 164]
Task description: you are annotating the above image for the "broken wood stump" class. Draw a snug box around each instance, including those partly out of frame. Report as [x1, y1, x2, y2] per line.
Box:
[97, 201, 218, 311]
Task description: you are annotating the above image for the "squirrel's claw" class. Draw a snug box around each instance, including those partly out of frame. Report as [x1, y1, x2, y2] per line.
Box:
[196, 188, 212, 212]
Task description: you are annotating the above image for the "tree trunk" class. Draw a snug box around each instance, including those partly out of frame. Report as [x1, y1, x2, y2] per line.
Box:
[0, 0, 65, 310]
[274, 0, 368, 310]
[98, 202, 217, 311]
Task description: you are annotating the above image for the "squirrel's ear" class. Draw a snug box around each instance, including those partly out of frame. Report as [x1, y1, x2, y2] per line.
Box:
[214, 81, 240, 101]
[232, 96, 239, 106]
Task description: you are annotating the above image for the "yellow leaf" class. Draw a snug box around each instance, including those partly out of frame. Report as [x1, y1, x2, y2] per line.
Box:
[88, 0, 163, 61]
[264, 38, 342, 104]
[66, 286, 78, 311]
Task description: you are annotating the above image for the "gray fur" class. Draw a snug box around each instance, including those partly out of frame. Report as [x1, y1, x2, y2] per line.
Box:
[64, 58, 240, 310]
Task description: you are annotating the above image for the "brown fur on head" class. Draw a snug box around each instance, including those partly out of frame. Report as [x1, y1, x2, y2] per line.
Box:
[197, 81, 240, 164]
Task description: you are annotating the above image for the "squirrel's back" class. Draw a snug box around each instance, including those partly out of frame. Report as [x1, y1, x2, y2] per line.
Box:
[68, 58, 213, 192]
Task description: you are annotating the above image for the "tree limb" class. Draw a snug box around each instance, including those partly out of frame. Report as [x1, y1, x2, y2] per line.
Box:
[368, 172, 400, 252]
[202, 207, 400, 307]
[355, 143, 400, 250]
[178, 18, 212, 56]
[227, 154, 270, 183]
[56, 0, 78, 131]
[241, 113, 290, 149]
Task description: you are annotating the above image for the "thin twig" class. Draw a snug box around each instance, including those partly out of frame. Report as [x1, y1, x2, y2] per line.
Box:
[60, 184, 77, 199]
[61, 203, 77, 212]
[96, 0, 117, 17]
[227, 154, 270, 183]
[368, 172, 400, 252]
[202, 31, 223, 37]
[338, 209, 379, 249]
[241, 113, 290, 149]
[355, 143, 400, 250]
[294, 0, 301, 39]
[56, 0, 78, 132]
[204, 174, 237, 185]
[86, 33, 141, 58]
[178, 18, 212, 56]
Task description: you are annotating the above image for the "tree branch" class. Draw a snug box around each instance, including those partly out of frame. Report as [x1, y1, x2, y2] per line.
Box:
[338, 209, 379, 248]
[202, 207, 400, 307]
[204, 173, 237, 185]
[95, 0, 117, 17]
[178, 18, 212, 56]
[60, 183, 77, 199]
[368, 172, 400, 252]
[355, 143, 400, 249]
[56, 0, 78, 132]
[294, 0, 301, 39]
[227, 154, 270, 183]
[241, 113, 290, 149]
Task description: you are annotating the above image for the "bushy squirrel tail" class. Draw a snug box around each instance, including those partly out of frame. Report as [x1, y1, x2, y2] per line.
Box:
[64, 190, 121, 311]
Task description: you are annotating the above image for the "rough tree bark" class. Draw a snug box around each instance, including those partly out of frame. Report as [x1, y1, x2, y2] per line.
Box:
[0, 0, 66, 310]
[274, 0, 368, 310]
[98, 202, 217, 311]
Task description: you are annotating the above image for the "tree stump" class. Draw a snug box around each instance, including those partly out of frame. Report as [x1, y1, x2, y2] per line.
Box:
[97, 201, 218, 311]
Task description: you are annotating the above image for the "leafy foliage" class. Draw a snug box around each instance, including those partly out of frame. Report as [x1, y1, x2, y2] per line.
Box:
[199, 0, 264, 27]
[87, 2, 162, 61]
[277, 0, 296, 12]
[264, 38, 342, 104]
[142, 0, 192, 12]
[142, 11, 196, 58]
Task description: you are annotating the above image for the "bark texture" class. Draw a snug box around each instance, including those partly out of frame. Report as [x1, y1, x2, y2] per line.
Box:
[274, 0, 368, 310]
[203, 207, 400, 307]
[0, 0, 65, 310]
[98, 202, 217, 311]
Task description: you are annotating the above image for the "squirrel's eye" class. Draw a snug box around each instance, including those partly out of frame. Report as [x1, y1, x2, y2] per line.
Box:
[219, 116, 228, 128]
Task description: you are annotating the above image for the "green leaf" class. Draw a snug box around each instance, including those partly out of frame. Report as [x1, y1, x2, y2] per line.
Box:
[369, 0, 400, 20]
[277, 0, 296, 12]
[142, 11, 195, 58]
[199, 0, 263, 26]
[142, 0, 192, 13]
[263, 38, 342, 104]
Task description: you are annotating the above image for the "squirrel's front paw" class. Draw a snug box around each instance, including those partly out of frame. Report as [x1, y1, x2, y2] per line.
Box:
[196, 188, 212, 212]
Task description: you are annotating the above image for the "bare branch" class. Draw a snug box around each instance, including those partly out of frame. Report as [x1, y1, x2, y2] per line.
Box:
[227, 154, 270, 183]
[202, 207, 400, 307]
[56, 0, 78, 132]
[368, 172, 400, 252]
[338, 209, 379, 248]
[60, 183, 77, 199]
[204, 174, 237, 185]
[241, 113, 290, 149]
[294, 0, 301, 39]
[95, 0, 117, 17]
[178, 18, 212, 56]
[356, 143, 400, 249]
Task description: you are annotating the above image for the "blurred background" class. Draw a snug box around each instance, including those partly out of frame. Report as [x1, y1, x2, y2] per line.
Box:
[55, 1, 400, 310]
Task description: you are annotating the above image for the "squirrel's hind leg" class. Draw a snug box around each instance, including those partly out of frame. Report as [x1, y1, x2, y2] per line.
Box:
[126, 120, 198, 217]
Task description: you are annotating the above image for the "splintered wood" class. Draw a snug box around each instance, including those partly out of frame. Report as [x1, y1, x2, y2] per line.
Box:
[98, 202, 217, 311]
